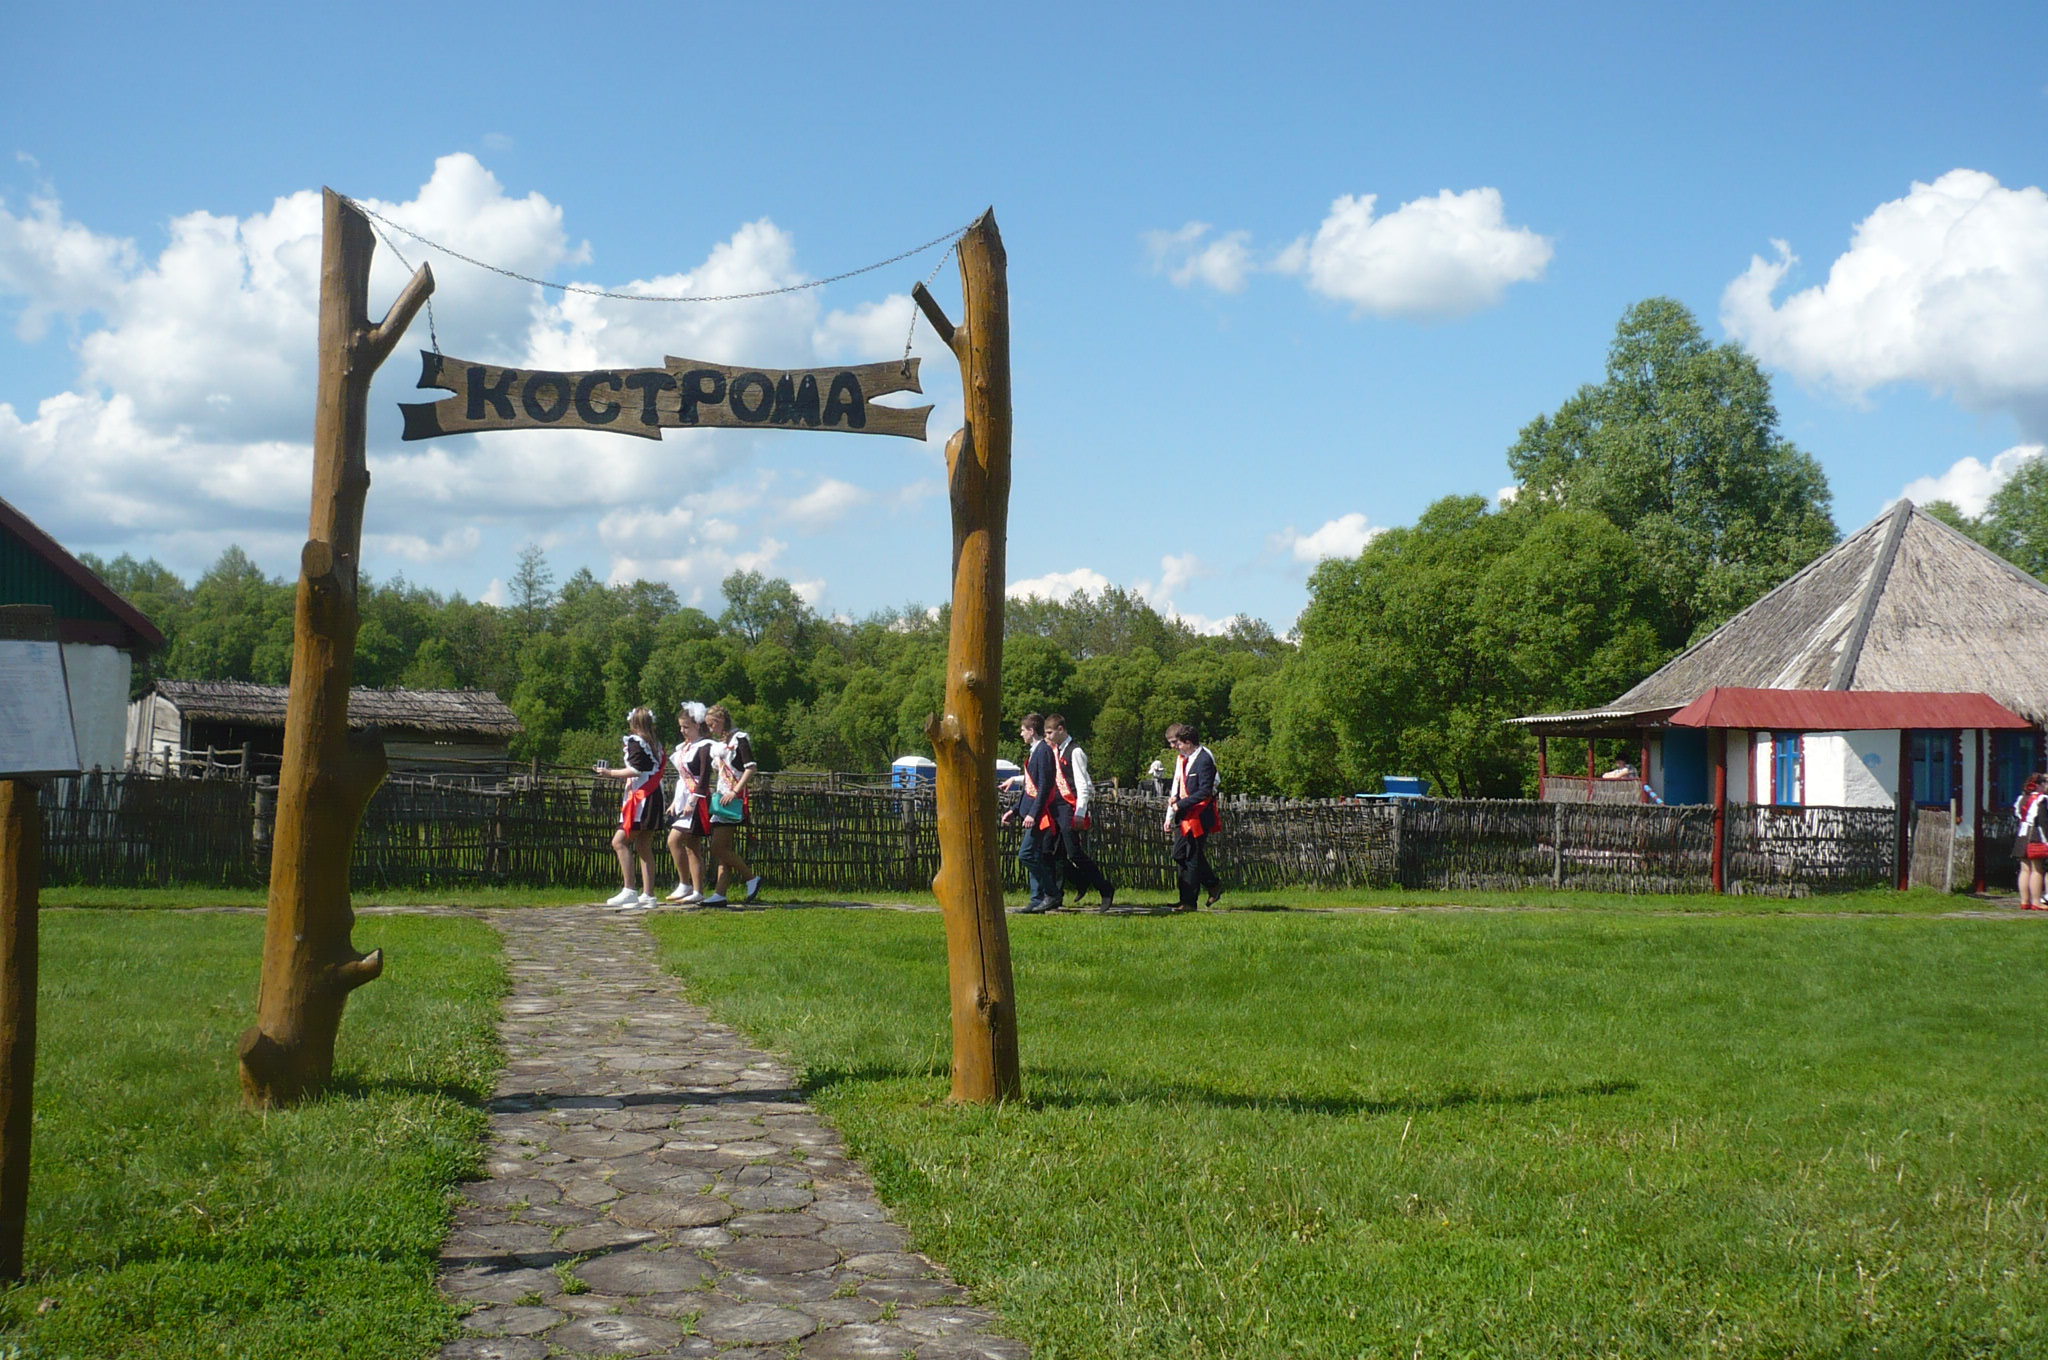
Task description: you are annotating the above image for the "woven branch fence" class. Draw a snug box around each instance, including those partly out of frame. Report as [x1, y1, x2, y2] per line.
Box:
[33, 772, 1981, 896]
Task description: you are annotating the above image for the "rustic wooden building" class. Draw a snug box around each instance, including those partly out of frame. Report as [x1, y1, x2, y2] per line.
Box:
[129, 680, 522, 778]
[1514, 501, 2048, 887]
[0, 494, 164, 769]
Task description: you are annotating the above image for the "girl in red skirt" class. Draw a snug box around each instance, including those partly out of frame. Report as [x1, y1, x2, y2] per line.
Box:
[595, 706, 664, 909]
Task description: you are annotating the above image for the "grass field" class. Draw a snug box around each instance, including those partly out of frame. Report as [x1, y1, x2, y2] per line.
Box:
[646, 906, 2048, 1359]
[38, 882, 2013, 917]
[0, 911, 503, 1360]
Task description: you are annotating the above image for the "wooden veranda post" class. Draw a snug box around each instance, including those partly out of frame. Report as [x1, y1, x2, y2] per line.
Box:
[0, 781, 39, 1280]
[238, 189, 433, 1107]
[914, 211, 1021, 1103]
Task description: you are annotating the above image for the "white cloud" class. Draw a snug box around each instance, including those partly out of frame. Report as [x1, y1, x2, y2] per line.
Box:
[1272, 511, 1381, 564]
[0, 155, 952, 603]
[1722, 169, 2048, 437]
[1008, 567, 1112, 601]
[1899, 443, 2046, 516]
[1145, 190, 1551, 318]
[368, 524, 485, 564]
[0, 193, 136, 339]
[1144, 222, 1255, 293]
[1280, 189, 1553, 318]
[784, 477, 873, 530]
[1158, 551, 1205, 595]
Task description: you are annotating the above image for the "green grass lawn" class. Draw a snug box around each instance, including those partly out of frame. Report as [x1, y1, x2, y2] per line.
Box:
[646, 908, 2048, 1359]
[0, 911, 504, 1360]
[38, 882, 2011, 917]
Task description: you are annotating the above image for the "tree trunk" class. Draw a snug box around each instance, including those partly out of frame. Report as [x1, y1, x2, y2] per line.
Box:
[238, 190, 431, 1107]
[918, 212, 1021, 1103]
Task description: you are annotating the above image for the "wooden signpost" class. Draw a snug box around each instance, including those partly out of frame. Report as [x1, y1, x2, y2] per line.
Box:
[237, 190, 432, 1108]
[250, 193, 1021, 1109]
[0, 603, 83, 1278]
[914, 214, 1021, 1102]
[400, 355, 930, 441]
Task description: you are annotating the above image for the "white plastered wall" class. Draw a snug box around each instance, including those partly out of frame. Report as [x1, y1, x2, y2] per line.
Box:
[59, 642, 132, 771]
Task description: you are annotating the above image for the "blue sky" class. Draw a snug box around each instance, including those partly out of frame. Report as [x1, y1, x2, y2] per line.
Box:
[4, 1, 2044, 634]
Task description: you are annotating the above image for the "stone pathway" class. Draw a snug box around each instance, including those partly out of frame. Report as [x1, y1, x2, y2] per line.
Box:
[437, 905, 1028, 1360]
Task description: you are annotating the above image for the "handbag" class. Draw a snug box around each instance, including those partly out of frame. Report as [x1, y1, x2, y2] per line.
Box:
[2028, 840, 2048, 860]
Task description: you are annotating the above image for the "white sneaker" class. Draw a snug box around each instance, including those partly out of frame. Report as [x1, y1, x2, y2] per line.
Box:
[698, 893, 729, 907]
[743, 875, 764, 903]
[634, 893, 658, 909]
[665, 885, 694, 903]
[604, 887, 639, 907]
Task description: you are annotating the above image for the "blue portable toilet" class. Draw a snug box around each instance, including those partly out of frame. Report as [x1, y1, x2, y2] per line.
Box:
[890, 755, 936, 789]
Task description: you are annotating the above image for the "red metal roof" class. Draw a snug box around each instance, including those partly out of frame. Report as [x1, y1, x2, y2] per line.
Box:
[1667, 687, 2032, 731]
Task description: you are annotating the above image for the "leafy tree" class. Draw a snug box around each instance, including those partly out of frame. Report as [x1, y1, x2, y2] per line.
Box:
[1507, 298, 1836, 644]
[1003, 633, 1078, 721]
[80, 552, 190, 695]
[169, 548, 293, 682]
[1271, 497, 1665, 797]
[720, 570, 814, 649]
[400, 636, 461, 690]
[508, 544, 555, 636]
[1958, 456, 2048, 577]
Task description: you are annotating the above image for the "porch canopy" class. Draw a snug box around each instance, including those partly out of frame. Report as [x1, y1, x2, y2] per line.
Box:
[1666, 687, 2031, 732]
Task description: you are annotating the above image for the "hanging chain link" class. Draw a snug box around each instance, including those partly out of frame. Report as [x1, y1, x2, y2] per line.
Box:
[344, 196, 973, 306]
[361, 213, 441, 353]
[903, 240, 959, 374]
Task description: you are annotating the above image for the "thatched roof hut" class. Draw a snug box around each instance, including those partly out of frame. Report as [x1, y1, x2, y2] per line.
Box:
[129, 680, 522, 776]
[1517, 500, 2048, 733]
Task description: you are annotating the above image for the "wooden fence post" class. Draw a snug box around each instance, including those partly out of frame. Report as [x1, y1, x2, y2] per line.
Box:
[914, 211, 1021, 1104]
[1552, 803, 1564, 888]
[0, 781, 41, 1281]
[237, 189, 432, 1108]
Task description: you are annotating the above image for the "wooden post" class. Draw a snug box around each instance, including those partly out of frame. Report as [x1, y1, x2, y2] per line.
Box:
[1895, 731, 1913, 891]
[1973, 728, 1987, 894]
[0, 781, 39, 1281]
[237, 189, 432, 1108]
[1584, 740, 1596, 800]
[1536, 735, 1548, 801]
[1551, 802, 1563, 888]
[1711, 729, 1727, 893]
[915, 211, 1021, 1103]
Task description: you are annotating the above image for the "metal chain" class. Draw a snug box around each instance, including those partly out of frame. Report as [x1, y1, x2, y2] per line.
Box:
[361, 213, 441, 353]
[344, 196, 974, 305]
[903, 240, 959, 374]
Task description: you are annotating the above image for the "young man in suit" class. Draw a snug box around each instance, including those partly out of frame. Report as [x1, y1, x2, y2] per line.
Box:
[1045, 713, 1115, 910]
[1162, 722, 1221, 911]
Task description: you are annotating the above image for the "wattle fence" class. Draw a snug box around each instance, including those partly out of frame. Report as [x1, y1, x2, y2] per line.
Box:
[33, 770, 1983, 897]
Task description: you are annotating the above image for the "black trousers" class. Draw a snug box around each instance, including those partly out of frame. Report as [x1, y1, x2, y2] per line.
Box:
[1051, 813, 1114, 896]
[1172, 830, 1219, 906]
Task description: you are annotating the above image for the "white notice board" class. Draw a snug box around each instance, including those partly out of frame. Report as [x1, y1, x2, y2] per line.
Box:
[0, 607, 82, 781]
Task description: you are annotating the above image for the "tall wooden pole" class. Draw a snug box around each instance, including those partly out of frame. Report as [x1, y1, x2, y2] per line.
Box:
[916, 211, 1021, 1103]
[0, 781, 39, 1280]
[237, 190, 432, 1107]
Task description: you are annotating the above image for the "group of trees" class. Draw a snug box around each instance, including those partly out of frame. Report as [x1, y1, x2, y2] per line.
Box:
[90, 297, 1869, 802]
[1266, 298, 1840, 798]
[87, 548, 1293, 790]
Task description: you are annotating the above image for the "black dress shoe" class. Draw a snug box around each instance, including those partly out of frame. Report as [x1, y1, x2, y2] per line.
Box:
[1098, 886, 1116, 911]
[1205, 887, 1224, 907]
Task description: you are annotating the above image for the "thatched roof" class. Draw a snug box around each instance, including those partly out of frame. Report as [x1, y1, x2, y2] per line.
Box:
[1516, 501, 2048, 731]
[145, 680, 522, 738]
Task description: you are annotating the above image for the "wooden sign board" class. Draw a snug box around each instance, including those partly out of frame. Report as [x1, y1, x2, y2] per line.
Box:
[0, 607, 80, 782]
[400, 354, 930, 442]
